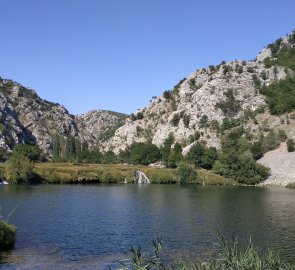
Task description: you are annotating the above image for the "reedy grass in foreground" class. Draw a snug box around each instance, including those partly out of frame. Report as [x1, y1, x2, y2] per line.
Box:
[114, 237, 294, 270]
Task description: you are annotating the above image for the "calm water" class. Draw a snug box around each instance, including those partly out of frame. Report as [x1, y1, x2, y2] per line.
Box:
[0, 184, 294, 269]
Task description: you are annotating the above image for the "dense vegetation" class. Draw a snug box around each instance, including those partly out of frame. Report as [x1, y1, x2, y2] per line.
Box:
[113, 237, 294, 270]
[0, 221, 16, 250]
[2, 126, 288, 185]
[261, 31, 295, 115]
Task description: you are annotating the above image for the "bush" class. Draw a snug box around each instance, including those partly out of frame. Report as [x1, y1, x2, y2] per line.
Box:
[287, 139, 295, 152]
[171, 113, 180, 127]
[163, 90, 172, 99]
[260, 76, 295, 115]
[128, 143, 161, 165]
[0, 221, 16, 250]
[5, 155, 34, 183]
[12, 144, 41, 161]
[177, 162, 198, 184]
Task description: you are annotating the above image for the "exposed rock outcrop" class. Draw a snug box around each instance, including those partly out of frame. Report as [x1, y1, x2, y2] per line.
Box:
[105, 32, 295, 154]
[0, 79, 127, 156]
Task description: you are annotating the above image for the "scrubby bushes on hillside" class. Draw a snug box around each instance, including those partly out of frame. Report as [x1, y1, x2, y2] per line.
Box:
[260, 76, 295, 115]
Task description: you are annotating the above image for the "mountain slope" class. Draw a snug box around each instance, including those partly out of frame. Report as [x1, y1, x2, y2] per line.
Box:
[0, 79, 127, 156]
[105, 31, 295, 154]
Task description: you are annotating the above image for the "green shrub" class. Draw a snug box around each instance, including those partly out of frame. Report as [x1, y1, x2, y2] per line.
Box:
[12, 144, 41, 161]
[0, 221, 16, 250]
[260, 76, 295, 115]
[171, 113, 180, 127]
[128, 143, 161, 165]
[163, 90, 172, 99]
[287, 139, 295, 152]
[4, 152, 36, 184]
[199, 115, 209, 128]
[177, 162, 198, 184]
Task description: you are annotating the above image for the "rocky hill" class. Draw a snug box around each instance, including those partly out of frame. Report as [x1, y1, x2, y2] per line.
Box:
[0, 79, 127, 156]
[1, 30, 295, 159]
[105, 31, 295, 154]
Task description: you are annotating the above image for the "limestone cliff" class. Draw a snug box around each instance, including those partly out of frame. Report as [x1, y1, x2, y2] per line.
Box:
[1, 30, 295, 158]
[105, 32, 295, 154]
[0, 79, 127, 156]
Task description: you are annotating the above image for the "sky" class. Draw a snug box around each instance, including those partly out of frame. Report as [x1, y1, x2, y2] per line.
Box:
[0, 0, 295, 115]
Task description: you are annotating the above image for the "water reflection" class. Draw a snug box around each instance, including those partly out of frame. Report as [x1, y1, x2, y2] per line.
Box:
[0, 185, 294, 269]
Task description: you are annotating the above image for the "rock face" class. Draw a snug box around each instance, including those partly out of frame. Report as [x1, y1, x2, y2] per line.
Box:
[0, 79, 127, 156]
[0, 80, 77, 155]
[75, 110, 127, 149]
[1, 30, 295, 158]
[105, 33, 295, 154]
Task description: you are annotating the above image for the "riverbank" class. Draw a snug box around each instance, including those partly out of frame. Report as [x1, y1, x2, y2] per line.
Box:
[0, 162, 233, 185]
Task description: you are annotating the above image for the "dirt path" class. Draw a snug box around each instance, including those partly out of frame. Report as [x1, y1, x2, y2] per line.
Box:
[257, 143, 295, 187]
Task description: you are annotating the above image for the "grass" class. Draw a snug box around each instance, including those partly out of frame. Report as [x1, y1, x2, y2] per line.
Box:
[286, 182, 295, 189]
[0, 221, 16, 250]
[0, 162, 232, 185]
[114, 236, 294, 270]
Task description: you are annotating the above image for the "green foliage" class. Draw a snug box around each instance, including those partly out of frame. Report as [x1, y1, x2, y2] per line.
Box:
[114, 236, 293, 270]
[199, 115, 209, 128]
[187, 143, 218, 170]
[0, 123, 6, 135]
[215, 128, 270, 184]
[252, 74, 261, 88]
[0, 221, 16, 250]
[183, 114, 190, 128]
[177, 162, 198, 184]
[12, 144, 41, 161]
[0, 147, 8, 162]
[5, 154, 34, 183]
[265, 40, 295, 71]
[251, 142, 264, 160]
[171, 113, 180, 127]
[287, 139, 295, 152]
[216, 89, 241, 117]
[166, 143, 183, 168]
[163, 90, 172, 99]
[221, 117, 242, 131]
[261, 130, 283, 153]
[127, 143, 161, 166]
[260, 76, 295, 115]
[161, 134, 175, 166]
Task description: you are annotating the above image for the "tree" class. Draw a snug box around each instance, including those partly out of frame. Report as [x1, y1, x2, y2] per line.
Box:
[177, 162, 198, 184]
[167, 143, 183, 168]
[12, 144, 41, 161]
[128, 143, 161, 165]
[187, 143, 205, 167]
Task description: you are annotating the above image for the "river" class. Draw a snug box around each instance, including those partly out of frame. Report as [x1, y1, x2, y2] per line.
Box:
[0, 184, 294, 269]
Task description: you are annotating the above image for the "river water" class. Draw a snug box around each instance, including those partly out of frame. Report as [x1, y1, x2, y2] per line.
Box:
[0, 184, 294, 269]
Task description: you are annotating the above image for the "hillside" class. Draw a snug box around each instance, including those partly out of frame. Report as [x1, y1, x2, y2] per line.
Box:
[0, 30, 295, 163]
[105, 31, 295, 154]
[0, 80, 127, 156]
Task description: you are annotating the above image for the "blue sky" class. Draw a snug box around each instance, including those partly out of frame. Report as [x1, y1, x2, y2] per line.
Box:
[0, 0, 295, 115]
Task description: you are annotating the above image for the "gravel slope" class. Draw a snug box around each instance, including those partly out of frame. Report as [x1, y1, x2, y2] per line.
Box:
[258, 143, 295, 187]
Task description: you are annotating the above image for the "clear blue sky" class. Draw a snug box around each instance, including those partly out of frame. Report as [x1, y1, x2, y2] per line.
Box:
[0, 0, 295, 115]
